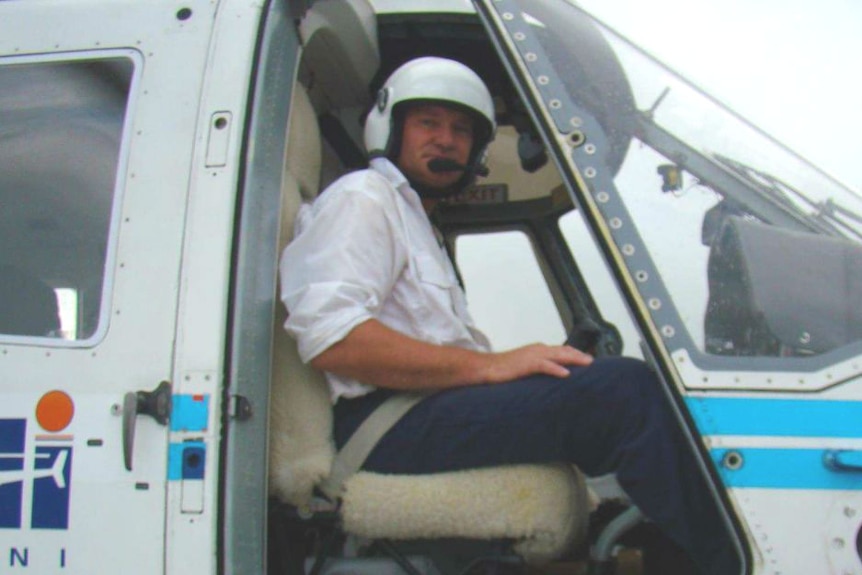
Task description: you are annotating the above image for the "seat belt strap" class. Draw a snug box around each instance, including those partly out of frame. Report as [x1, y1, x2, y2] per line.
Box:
[318, 392, 429, 501]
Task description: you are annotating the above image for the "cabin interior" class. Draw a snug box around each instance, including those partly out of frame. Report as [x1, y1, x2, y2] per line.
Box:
[265, 2, 658, 574]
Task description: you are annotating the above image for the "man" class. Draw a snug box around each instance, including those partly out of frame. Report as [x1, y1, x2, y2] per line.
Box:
[280, 57, 738, 574]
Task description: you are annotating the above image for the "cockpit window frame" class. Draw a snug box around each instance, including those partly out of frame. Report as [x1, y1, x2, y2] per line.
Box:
[473, 0, 862, 392]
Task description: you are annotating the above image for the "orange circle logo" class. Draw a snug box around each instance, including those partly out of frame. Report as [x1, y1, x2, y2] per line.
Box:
[36, 390, 75, 433]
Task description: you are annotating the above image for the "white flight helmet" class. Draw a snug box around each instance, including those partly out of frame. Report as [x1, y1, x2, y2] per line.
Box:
[364, 56, 496, 192]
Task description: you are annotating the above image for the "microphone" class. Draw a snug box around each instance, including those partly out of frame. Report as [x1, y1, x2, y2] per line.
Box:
[427, 158, 490, 177]
[427, 158, 467, 173]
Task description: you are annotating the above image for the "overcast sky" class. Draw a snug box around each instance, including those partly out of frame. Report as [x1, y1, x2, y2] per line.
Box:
[576, 0, 862, 192]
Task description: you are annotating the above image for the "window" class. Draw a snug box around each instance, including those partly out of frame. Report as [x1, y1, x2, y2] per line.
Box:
[456, 230, 565, 351]
[0, 55, 134, 342]
[559, 211, 642, 358]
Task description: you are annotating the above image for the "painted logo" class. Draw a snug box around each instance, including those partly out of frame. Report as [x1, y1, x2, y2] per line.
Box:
[0, 391, 74, 530]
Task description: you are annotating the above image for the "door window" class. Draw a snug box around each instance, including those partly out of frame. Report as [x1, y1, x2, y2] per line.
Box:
[0, 55, 133, 342]
[456, 230, 566, 350]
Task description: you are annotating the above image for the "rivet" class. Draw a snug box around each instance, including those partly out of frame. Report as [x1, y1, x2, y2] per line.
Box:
[832, 537, 845, 549]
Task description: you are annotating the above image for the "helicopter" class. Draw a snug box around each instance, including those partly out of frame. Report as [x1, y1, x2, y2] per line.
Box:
[2, 0, 862, 573]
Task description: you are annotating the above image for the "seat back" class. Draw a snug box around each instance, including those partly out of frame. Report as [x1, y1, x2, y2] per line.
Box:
[268, 83, 336, 508]
[269, 0, 378, 508]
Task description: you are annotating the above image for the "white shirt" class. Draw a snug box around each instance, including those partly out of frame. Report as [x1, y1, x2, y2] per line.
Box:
[279, 158, 491, 403]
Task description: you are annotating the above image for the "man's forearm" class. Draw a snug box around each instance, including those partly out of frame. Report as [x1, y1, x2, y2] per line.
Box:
[309, 319, 593, 391]
[310, 319, 488, 390]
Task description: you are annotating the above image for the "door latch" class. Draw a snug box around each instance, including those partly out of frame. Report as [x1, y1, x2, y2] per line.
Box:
[824, 449, 862, 473]
[123, 381, 172, 471]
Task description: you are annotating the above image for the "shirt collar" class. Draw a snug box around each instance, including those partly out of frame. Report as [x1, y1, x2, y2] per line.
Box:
[369, 157, 424, 211]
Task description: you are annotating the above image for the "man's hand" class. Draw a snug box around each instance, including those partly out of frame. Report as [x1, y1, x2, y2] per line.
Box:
[482, 344, 593, 383]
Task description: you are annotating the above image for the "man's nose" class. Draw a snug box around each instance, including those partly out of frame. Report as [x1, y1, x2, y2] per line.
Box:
[433, 124, 458, 148]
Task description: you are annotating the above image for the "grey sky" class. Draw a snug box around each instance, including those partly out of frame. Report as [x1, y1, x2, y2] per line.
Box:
[576, 0, 862, 192]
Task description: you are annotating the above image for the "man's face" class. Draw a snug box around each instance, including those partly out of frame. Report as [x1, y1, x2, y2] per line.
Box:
[396, 104, 475, 191]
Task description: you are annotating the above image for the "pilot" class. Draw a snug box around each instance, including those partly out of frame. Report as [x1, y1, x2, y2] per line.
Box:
[280, 56, 737, 574]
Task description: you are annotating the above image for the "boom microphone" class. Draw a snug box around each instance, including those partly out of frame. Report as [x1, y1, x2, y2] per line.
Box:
[427, 158, 467, 173]
[427, 158, 490, 177]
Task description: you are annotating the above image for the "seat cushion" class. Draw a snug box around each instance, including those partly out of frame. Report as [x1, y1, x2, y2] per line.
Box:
[340, 464, 595, 563]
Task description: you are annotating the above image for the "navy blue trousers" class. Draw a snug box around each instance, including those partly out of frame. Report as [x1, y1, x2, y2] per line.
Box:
[334, 357, 739, 574]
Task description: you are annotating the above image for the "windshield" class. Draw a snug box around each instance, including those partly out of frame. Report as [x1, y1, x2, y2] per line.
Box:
[481, 0, 862, 391]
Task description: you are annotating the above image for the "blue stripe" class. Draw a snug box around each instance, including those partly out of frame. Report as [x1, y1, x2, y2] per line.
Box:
[170, 395, 210, 432]
[686, 397, 862, 438]
[712, 448, 862, 490]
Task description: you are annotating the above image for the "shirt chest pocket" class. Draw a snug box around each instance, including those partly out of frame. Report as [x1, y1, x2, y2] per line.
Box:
[414, 252, 455, 289]
[408, 252, 465, 339]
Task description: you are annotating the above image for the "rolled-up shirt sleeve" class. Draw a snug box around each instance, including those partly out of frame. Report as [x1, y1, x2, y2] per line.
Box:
[279, 179, 406, 363]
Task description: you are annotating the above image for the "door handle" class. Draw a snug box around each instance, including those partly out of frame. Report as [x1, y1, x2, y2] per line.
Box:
[824, 449, 862, 473]
[123, 381, 172, 471]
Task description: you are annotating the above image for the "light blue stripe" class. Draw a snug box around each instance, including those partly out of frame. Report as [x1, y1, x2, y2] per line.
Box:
[168, 443, 184, 480]
[167, 441, 205, 481]
[686, 397, 862, 438]
[170, 394, 210, 432]
[712, 448, 862, 490]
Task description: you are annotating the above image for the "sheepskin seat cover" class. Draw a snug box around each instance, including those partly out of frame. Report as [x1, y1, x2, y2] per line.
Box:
[341, 464, 592, 563]
[268, 307, 334, 508]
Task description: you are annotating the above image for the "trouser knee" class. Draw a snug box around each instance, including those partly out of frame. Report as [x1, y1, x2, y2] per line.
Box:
[568, 356, 665, 417]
